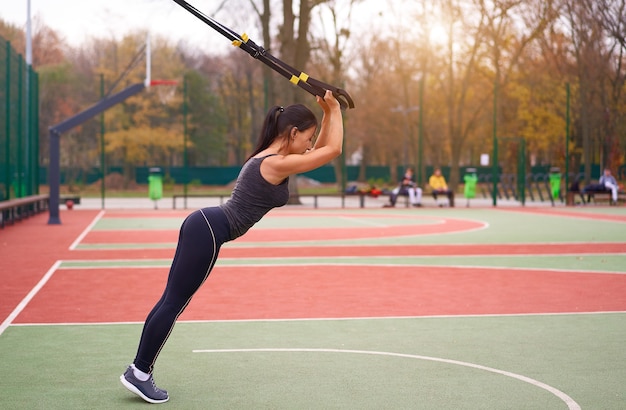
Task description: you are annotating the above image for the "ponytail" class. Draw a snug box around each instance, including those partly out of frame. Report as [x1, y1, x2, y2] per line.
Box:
[247, 104, 317, 161]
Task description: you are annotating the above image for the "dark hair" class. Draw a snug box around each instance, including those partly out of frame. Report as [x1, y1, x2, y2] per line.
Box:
[248, 104, 318, 160]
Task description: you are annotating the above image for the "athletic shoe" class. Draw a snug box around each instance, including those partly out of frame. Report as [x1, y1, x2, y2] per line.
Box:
[120, 366, 169, 404]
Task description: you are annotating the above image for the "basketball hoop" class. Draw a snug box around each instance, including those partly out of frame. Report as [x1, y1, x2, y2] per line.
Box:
[149, 80, 178, 105]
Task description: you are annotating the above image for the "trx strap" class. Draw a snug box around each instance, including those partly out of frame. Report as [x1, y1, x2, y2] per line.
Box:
[172, 0, 355, 110]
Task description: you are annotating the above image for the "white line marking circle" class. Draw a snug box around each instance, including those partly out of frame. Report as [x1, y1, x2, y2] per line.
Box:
[193, 348, 580, 409]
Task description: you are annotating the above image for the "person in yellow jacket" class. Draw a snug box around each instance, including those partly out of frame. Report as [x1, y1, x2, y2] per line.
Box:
[428, 167, 454, 207]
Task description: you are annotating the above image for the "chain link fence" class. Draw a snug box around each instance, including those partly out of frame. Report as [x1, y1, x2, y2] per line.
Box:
[0, 36, 39, 201]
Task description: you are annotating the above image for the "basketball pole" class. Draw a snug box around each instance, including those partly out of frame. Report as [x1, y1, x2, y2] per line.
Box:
[565, 82, 570, 196]
[48, 34, 157, 224]
[100, 74, 105, 209]
[145, 33, 151, 88]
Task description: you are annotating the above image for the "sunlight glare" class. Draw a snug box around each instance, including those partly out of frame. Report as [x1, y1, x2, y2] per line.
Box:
[428, 22, 449, 47]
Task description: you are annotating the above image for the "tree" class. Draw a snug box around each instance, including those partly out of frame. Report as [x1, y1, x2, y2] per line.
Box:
[249, 0, 275, 108]
[184, 69, 229, 166]
[0, 20, 23, 46]
[433, 0, 559, 187]
[557, 0, 620, 182]
[418, 0, 490, 188]
[349, 36, 401, 178]
[248, 0, 337, 201]
[71, 33, 188, 186]
[583, 0, 626, 172]
[310, 0, 362, 190]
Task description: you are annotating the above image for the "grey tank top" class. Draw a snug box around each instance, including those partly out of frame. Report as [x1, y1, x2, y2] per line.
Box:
[220, 155, 290, 240]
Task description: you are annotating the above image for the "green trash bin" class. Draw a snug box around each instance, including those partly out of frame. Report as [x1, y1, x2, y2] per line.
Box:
[549, 167, 561, 200]
[463, 168, 478, 207]
[12, 173, 27, 197]
[148, 167, 163, 208]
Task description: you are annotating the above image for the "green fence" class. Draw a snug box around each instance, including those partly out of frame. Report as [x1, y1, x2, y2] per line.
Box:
[40, 164, 622, 189]
[0, 36, 39, 201]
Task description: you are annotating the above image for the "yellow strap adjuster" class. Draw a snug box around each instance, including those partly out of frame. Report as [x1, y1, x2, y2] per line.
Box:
[232, 33, 249, 47]
[290, 72, 310, 85]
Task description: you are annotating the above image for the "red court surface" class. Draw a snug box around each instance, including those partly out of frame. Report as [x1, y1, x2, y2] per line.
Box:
[2, 209, 626, 326]
[13, 265, 626, 323]
[0, 210, 101, 321]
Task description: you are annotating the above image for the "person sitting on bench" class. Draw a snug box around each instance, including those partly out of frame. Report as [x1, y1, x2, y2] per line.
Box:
[599, 168, 619, 205]
[429, 167, 454, 207]
[582, 167, 620, 205]
[384, 168, 422, 207]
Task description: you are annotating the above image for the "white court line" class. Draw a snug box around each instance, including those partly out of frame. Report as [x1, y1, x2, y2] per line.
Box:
[193, 347, 581, 410]
[69, 210, 106, 250]
[0, 260, 61, 337]
[10, 309, 626, 327]
[497, 208, 626, 223]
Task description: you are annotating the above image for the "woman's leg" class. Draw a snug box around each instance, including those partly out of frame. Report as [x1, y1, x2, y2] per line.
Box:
[605, 182, 618, 202]
[406, 187, 415, 204]
[447, 189, 455, 206]
[133, 207, 230, 373]
[390, 186, 401, 206]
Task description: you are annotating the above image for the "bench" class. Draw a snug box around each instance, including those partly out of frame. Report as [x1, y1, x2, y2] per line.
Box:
[381, 187, 457, 208]
[291, 192, 386, 208]
[566, 190, 625, 206]
[172, 193, 380, 209]
[582, 190, 625, 205]
[419, 186, 455, 207]
[425, 188, 455, 207]
[382, 191, 421, 208]
[0, 194, 50, 228]
[172, 194, 229, 209]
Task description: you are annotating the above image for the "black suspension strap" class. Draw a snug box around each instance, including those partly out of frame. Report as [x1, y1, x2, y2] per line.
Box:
[172, 0, 355, 110]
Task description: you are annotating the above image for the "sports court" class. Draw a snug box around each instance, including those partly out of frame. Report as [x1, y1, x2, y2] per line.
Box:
[1, 203, 625, 409]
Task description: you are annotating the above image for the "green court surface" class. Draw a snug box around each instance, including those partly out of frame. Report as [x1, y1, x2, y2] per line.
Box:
[59, 254, 626, 272]
[1, 314, 624, 409]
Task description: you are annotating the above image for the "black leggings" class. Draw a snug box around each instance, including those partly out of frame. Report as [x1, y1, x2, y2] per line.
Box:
[133, 207, 231, 373]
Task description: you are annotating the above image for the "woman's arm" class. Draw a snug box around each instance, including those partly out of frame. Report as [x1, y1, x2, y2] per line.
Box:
[265, 91, 344, 178]
[312, 95, 333, 150]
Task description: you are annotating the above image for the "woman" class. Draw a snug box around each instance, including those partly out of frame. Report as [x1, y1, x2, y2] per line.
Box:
[120, 90, 343, 403]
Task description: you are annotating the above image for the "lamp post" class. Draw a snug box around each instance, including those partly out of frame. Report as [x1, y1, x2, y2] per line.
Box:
[100, 74, 105, 209]
[565, 83, 570, 195]
[183, 76, 188, 209]
[418, 75, 424, 186]
[492, 79, 498, 206]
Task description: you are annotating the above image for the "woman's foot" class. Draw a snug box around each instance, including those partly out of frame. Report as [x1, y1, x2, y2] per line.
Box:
[120, 366, 169, 404]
